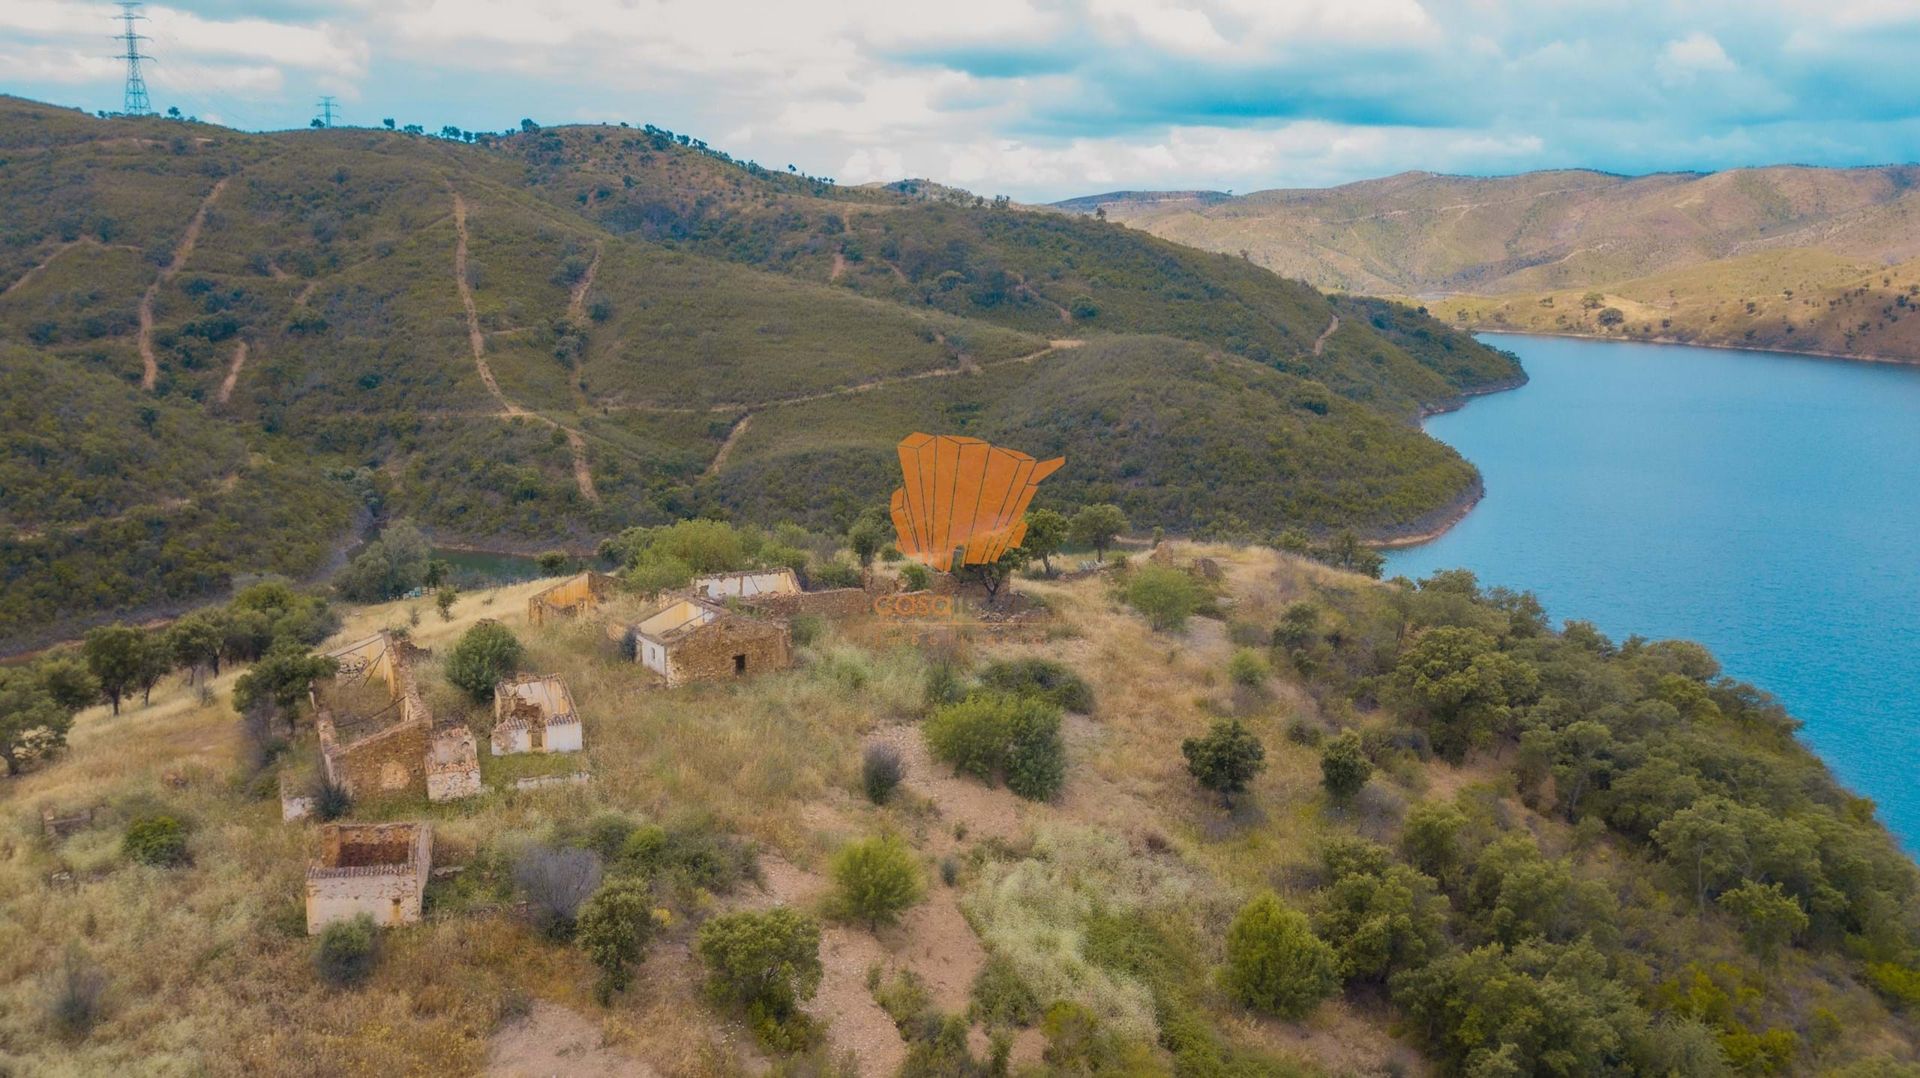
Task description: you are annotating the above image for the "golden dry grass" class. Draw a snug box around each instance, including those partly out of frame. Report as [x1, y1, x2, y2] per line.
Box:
[0, 546, 1428, 1076]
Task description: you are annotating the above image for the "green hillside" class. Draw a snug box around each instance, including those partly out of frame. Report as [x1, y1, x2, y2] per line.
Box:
[0, 95, 1520, 646]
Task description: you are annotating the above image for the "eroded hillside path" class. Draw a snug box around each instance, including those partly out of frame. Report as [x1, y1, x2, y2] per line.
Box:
[215, 340, 248, 404]
[450, 188, 600, 503]
[694, 338, 1082, 477]
[1313, 312, 1339, 355]
[566, 242, 601, 321]
[139, 177, 229, 390]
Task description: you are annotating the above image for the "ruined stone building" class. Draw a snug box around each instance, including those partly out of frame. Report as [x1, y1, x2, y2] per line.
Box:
[305, 822, 432, 934]
[693, 567, 799, 601]
[312, 633, 478, 803]
[619, 597, 791, 685]
[528, 571, 619, 626]
[491, 673, 583, 755]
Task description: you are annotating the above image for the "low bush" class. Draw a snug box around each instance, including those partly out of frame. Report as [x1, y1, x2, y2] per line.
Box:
[925, 692, 1066, 800]
[513, 844, 604, 938]
[697, 907, 824, 1049]
[830, 833, 924, 929]
[619, 821, 758, 894]
[576, 878, 658, 1002]
[123, 815, 188, 867]
[1124, 567, 1207, 631]
[979, 657, 1094, 713]
[1227, 648, 1269, 689]
[46, 946, 107, 1039]
[970, 954, 1042, 1029]
[313, 914, 379, 988]
[862, 742, 904, 803]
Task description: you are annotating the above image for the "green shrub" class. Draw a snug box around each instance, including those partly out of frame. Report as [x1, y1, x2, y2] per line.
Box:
[1221, 893, 1338, 1018]
[576, 878, 658, 1002]
[809, 559, 862, 589]
[445, 620, 523, 701]
[313, 914, 379, 987]
[1181, 719, 1266, 808]
[788, 614, 824, 647]
[925, 692, 1066, 800]
[1124, 566, 1206, 631]
[899, 562, 932, 591]
[829, 833, 924, 929]
[1227, 648, 1269, 689]
[123, 815, 188, 867]
[970, 954, 1041, 1029]
[1319, 730, 1373, 805]
[979, 657, 1094, 713]
[697, 908, 823, 1047]
[618, 821, 758, 894]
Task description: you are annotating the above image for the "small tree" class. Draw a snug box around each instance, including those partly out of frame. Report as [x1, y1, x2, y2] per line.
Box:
[900, 562, 932, 591]
[1182, 718, 1267, 808]
[1068, 504, 1127, 561]
[1125, 567, 1205, 631]
[231, 647, 337, 718]
[314, 914, 379, 987]
[123, 815, 189, 867]
[435, 586, 457, 621]
[925, 692, 1066, 800]
[1320, 730, 1374, 806]
[829, 833, 924, 930]
[83, 625, 146, 715]
[168, 610, 227, 680]
[130, 631, 171, 707]
[1222, 893, 1338, 1018]
[848, 515, 888, 571]
[446, 620, 523, 701]
[536, 550, 570, 575]
[576, 878, 658, 1001]
[1022, 508, 1070, 575]
[862, 742, 904, 803]
[697, 908, 823, 1040]
[0, 670, 73, 776]
[960, 546, 1029, 602]
[1227, 648, 1269, 689]
[34, 657, 99, 713]
[1718, 881, 1807, 965]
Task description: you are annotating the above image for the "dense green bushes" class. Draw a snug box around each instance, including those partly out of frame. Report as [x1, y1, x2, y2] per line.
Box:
[925, 692, 1066, 800]
[445, 621, 522, 700]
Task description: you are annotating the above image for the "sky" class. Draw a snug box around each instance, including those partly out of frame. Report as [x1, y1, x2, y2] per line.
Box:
[6, 0, 1920, 202]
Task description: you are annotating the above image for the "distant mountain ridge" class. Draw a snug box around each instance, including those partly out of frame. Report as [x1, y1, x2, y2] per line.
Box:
[1058, 165, 1920, 361]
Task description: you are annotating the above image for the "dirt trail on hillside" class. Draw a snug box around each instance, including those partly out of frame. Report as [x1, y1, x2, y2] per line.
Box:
[691, 338, 1083, 476]
[215, 340, 248, 403]
[139, 177, 229, 390]
[1313, 313, 1339, 355]
[450, 188, 600, 503]
[567, 243, 601, 320]
[703, 413, 751, 479]
[830, 251, 847, 281]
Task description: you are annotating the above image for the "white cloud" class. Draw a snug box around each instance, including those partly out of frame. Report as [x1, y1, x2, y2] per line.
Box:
[1657, 32, 1735, 84]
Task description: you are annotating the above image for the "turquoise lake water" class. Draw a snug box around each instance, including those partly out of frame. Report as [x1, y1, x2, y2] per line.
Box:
[1385, 335, 1920, 851]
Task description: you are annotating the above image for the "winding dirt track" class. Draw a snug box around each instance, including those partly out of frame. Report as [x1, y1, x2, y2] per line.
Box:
[449, 188, 600, 502]
[567, 243, 601, 321]
[139, 177, 229, 390]
[215, 340, 248, 404]
[1313, 312, 1340, 355]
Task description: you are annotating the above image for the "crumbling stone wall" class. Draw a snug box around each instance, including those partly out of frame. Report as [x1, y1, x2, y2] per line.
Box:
[663, 617, 790, 685]
[742, 588, 871, 620]
[320, 716, 429, 798]
[306, 822, 431, 934]
[426, 727, 481, 802]
[528, 571, 619, 626]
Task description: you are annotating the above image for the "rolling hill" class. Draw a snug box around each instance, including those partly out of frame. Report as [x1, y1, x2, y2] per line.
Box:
[1064, 166, 1920, 362]
[0, 95, 1520, 647]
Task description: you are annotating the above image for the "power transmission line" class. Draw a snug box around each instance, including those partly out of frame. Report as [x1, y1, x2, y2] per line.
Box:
[115, 1, 153, 117]
[316, 95, 337, 128]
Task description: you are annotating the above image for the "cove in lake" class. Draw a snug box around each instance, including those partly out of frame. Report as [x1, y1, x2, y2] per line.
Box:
[1387, 335, 1920, 851]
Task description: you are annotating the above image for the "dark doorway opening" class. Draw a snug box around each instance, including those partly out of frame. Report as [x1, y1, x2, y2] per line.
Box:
[734, 654, 747, 675]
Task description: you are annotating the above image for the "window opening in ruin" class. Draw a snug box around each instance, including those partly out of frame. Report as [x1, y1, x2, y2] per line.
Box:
[734, 654, 747, 675]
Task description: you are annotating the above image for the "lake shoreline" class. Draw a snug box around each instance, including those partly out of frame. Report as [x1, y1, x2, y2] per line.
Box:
[1472, 326, 1920, 369]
